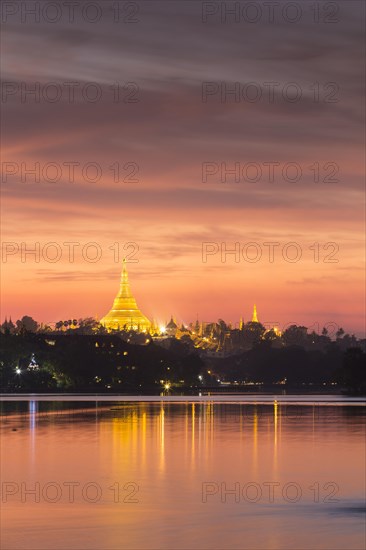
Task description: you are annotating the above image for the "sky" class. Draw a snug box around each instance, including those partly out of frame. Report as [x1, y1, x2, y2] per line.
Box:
[1, 0, 365, 335]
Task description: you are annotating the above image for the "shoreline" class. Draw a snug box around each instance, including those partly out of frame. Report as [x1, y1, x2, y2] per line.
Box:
[1, 393, 365, 404]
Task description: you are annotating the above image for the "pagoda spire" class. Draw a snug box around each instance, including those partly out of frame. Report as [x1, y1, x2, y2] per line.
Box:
[119, 258, 134, 298]
[252, 304, 258, 323]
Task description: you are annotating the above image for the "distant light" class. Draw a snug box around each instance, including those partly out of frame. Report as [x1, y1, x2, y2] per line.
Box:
[198, 375, 203, 381]
[15, 368, 21, 375]
[45, 339, 55, 346]
[164, 382, 171, 390]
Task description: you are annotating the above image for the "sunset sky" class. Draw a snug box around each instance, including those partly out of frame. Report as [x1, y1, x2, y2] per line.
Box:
[1, 1, 365, 335]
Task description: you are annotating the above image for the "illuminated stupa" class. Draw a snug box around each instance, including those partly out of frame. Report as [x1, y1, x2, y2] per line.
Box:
[101, 259, 151, 332]
[252, 304, 259, 323]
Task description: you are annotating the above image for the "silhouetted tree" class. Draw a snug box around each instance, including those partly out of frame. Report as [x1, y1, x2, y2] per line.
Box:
[336, 348, 366, 394]
[16, 316, 38, 333]
[282, 325, 308, 347]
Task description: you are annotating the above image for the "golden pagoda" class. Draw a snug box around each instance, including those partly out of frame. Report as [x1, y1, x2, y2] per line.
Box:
[100, 259, 151, 332]
[252, 304, 259, 323]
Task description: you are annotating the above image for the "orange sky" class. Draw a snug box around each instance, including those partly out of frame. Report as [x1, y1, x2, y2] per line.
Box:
[1, 1, 365, 335]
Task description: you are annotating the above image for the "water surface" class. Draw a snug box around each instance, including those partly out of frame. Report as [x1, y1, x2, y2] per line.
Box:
[1, 396, 365, 549]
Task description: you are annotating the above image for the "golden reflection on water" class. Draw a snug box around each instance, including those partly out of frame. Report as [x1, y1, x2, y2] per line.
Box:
[159, 403, 165, 472]
[273, 400, 279, 477]
[191, 402, 195, 464]
[252, 407, 258, 477]
[104, 402, 286, 482]
[98, 401, 366, 493]
[108, 402, 220, 475]
[28, 401, 37, 467]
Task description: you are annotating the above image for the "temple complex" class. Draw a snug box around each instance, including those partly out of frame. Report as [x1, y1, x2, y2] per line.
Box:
[100, 261, 269, 355]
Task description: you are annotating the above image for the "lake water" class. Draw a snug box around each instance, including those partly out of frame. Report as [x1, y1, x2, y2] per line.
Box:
[1, 396, 365, 549]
